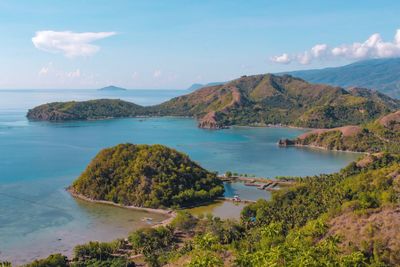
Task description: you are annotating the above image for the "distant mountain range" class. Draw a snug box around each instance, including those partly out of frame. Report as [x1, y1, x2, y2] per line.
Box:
[98, 85, 127, 91]
[282, 58, 400, 98]
[186, 82, 225, 91]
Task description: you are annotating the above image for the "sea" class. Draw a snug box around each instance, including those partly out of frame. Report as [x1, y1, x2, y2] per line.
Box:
[0, 89, 360, 264]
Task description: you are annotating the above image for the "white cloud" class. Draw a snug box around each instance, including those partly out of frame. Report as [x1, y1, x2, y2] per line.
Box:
[153, 69, 162, 78]
[272, 29, 400, 64]
[271, 53, 291, 64]
[32, 30, 116, 57]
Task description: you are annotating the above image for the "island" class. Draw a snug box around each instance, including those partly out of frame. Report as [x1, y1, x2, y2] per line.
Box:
[70, 143, 224, 209]
[27, 74, 400, 129]
[98, 85, 127, 91]
[26, 99, 144, 121]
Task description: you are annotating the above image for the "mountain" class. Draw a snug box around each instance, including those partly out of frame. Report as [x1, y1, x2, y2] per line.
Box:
[279, 110, 400, 153]
[70, 143, 224, 208]
[283, 58, 400, 98]
[98, 85, 127, 91]
[186, 82, 225, 91]
[151, 74, 400, 129]
[28, 74, 400, 128]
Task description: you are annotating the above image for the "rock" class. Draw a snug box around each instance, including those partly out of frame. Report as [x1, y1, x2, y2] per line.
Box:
[278, 139, 295, 146]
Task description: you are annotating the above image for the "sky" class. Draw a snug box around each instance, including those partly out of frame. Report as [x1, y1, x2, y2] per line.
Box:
[0, 0, 400, 89]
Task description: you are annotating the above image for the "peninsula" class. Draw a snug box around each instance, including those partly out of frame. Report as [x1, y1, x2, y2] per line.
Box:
[279, 110, 400, 153]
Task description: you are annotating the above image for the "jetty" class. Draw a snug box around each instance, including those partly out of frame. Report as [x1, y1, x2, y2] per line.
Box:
[218, 175, 295, 191]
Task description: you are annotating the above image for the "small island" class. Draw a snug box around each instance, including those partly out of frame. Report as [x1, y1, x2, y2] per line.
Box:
[70, 143, 224, 209]
[26, 99, 144, 121]
[98, 85, 127, 91]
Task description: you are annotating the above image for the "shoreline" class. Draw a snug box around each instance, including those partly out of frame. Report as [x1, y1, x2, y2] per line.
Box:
[67, 188, 177, 228]
[286, 143, 368, 154]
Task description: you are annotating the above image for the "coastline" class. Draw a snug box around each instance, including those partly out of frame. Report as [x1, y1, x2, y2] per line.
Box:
[286, 143, 368, 154]
[67, 188, 177, 227]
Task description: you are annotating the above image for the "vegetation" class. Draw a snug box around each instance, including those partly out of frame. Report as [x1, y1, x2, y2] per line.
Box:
[27, 74, 400, 129]
[150, 74, 399, 129]
[27, 99, 144, 121]
[23, 254, 68, 267]
[289, 110, 400, 153]
[24, 150, 400, 266]
[71, 144, 224, 208]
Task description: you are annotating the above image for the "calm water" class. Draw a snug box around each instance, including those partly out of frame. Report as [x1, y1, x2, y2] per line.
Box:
[0, 89, 360, 264]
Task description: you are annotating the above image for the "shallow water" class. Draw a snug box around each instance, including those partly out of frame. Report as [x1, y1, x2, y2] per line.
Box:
[0, 89, 360, 264]
[186, 201, 247, 220]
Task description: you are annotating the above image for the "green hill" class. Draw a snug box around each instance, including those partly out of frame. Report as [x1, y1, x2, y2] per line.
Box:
[27, 99, 144, 121]
[151, 74, 400, 129]
[31, 153, 400, 266]
[71, 144, 224, 208]
[284, 58, 400, 98]
[280, 110, 400, 153]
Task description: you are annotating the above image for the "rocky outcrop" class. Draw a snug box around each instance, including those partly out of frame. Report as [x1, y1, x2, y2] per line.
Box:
[198, 111, 227, 129]
[27, 108, 78, 121]
[378, 110, 400, 130]
[277, 139, 296, 146]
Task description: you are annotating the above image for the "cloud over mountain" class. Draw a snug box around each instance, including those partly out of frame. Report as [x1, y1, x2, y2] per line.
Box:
[32, 31, 116, 57]
[272, 29, 400, 64]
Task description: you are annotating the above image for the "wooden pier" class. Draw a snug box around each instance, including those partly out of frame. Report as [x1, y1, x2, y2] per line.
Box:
[218, 175, 295, 191]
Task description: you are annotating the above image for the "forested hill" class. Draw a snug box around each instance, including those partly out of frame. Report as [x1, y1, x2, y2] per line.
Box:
[71, 143, 224, 208]
[27, 153, 400, 266]
[283, 58, 400, 98]
[27, 99, 144, 121]
[27, 74, 400, 129]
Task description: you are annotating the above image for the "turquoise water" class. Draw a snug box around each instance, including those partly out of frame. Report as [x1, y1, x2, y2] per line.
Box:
[0, 89, 360, 264]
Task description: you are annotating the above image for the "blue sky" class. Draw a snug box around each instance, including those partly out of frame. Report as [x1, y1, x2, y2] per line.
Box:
[0, 0, 400, 89]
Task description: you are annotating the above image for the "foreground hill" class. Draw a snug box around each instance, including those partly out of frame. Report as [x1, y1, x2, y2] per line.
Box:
[284, 58, 400, 98]
[27, 99, 144, 121]
[26, 153, 400, 266]
[151, 74, 400, 128]
[71, 144, 224, 208]
[27, 74, 400, 128]
[279, 110, 400, 153]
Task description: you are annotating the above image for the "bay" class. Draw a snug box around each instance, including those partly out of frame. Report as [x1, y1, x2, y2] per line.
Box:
[0, 89, 360, 264]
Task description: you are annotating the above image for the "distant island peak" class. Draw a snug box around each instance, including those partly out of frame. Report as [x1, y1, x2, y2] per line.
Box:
[98, 85, 127, 91]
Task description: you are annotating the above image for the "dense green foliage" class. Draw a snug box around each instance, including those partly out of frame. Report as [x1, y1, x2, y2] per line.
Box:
[285, 58, 400, 98]
[24, 151, 400, 266]
[23, 254, 68, 267]
[27, 99, 144, 121]
[237, 153, 400, 266]
[73, 240, 134, 267]
[72, 144, 224, 208]
[293, 111, 400, 153]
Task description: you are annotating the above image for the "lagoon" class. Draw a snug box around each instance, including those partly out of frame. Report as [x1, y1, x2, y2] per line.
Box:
[0, 89, 359, 264]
